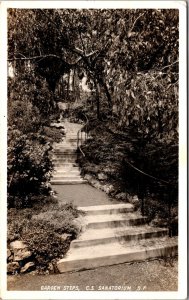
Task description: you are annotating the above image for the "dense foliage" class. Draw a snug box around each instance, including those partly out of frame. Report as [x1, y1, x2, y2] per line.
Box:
[7, 74, 63, 208]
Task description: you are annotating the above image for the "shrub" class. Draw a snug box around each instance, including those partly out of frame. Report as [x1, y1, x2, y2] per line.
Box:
[7, 127, 53, 207]
[40, 126, 65, 143]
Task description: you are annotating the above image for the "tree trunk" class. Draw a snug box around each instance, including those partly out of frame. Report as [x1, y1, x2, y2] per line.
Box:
[99, 78, 112, 113]
[94, 72, 112, 115]
[94, 79, 100, 120]
[66, 70, 70, 100]
[72, 67, 76, 100]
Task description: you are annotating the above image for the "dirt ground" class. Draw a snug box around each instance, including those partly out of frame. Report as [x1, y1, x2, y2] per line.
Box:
[7, 257, 178, 292]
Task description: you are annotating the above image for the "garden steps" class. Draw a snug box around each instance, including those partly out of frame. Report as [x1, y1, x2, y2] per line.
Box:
[51, 120, 178, 273]
[57, 203, 178, 273]
[51, 121, 86, 185]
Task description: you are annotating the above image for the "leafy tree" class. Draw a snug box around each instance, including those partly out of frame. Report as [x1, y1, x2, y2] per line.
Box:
[8, 8, 178, 124]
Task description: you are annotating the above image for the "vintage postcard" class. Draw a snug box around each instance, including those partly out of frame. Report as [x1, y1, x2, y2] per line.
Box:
[0, 1, 187, 299]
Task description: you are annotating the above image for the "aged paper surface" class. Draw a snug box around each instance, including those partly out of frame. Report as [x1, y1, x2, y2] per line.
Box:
[0, 1, 187, 299]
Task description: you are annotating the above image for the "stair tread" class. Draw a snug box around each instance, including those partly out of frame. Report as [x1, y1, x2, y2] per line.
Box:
[78, 203, 133, 211]
[54, 164, 79, 167]
[60, 236, 178, 261]
[53, 172, 80, 175]
[51, 180, 87, 185]
[83, 212, 146, 223]
[52, 175, 82, 178]
[74, 225, 168, 241]
[53, 170, 80, 173]
[51, 179, 86, 182]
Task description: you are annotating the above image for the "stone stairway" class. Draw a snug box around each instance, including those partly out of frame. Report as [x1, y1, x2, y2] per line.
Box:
[57, 203, 178, 273]
[50, 120, 177, 273]
[51, 120, 87, 185]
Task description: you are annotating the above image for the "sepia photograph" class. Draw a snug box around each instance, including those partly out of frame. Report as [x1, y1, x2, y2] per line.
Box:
[0, 1, 187, 299]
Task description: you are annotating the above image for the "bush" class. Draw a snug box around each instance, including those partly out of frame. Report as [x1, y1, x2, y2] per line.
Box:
[40, 126, 65, 143]
[7, 127, 53, 207]
[8, 73, 56, 118]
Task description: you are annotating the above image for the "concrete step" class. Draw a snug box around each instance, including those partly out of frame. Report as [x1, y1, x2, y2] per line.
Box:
[54, 150, 77, 155]
[53, 159, 77, 164]
[53, 164, 77, 169]
[53, 171, 80, 176]
[54, 142, 76, 145]
[51, 179, 87, 185]
[54, 143, 75, 147]
[83, 213, 148, 229]
[53, 154, 77, 159]
[53, 170, 80, 175]
[71, 226, 169, 248]
[53, 147, 76, 155]
[53, 162, 77, 166]
[53, 170, 81, 176]
[78, 203, 134, 215]
[53, 161, 77, 165]
[54, 163, 79, 169]
[57, 236, 178, 273]
[66, 138, 77, 142]
[53, 170, 80, 174]
[52, 176, 82, 181]
[54, 140, 76, 145]
[54, 141, 77, 147]
[53, 160, 77, 165]
[53, 153, 77, 157]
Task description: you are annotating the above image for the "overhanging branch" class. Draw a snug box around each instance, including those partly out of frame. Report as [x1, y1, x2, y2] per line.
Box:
[8, 54, 62, 62]
[129, 12, 145, 33]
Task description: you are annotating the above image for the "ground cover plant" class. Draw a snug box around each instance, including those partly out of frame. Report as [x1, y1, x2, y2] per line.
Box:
[7, 197, 81, 273]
